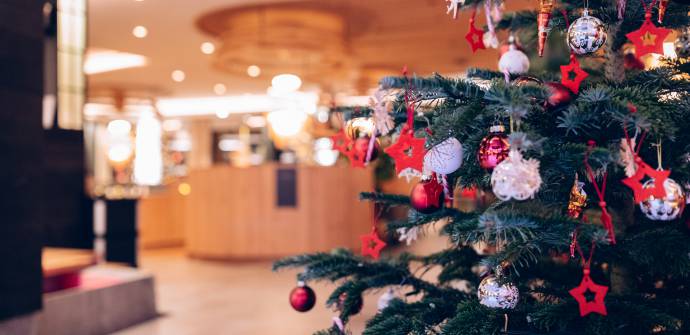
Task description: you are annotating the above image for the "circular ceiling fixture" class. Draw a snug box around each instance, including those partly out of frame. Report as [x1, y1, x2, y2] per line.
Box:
[197, 4, 352, 83]
[271, 74, 302, 93]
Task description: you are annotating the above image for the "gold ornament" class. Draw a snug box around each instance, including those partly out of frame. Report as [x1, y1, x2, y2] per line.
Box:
[345, 117, 375, 139]
[567, 174, 587, 218]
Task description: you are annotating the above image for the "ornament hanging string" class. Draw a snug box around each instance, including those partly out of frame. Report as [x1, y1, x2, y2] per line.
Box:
[621, 104, 648, 159]
[561, 9, 570, 27]
[484, 0, 496, 46]
[571, 226, 597, 269]
[640, 0, 658, 17]
[403, 66, 415, 133]
[583, 140, 616, 244]
[652, 140, 663, 169]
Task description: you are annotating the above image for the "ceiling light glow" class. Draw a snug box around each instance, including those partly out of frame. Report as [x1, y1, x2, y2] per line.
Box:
[84, 49, 147, 75]
[267, 109, 307, 137]
[132, 25, 148, 38]
[213, 83, 227, 95]
[216, 110, 230, 119]
[271, 74, 302, 93]
[201, 42, 215, 55]
[247, 65, 261, 77]
[171, 70, 186, 82]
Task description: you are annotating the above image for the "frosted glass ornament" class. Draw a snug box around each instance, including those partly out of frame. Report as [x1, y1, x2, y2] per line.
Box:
[491, 149, 542, 201]
[423, 137, 463, 175]
[498, 45, 530, 74]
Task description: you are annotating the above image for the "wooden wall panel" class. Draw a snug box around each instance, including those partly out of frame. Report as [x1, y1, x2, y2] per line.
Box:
[138, 186, 187, 248]
[138, 164, 373, 259]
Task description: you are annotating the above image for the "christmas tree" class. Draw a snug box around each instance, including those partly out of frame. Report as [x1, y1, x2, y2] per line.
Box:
[274, 0, 690, 333]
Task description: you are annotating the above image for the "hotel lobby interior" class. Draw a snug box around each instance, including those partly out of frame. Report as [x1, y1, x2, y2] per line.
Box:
[3, 0, 690, 334]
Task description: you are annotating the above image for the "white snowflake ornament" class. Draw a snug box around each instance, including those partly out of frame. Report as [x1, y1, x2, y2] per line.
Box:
[491, 149, 542, 201]
[370, 89, 395, 136]
[446, 0, 464, 19]
[396, 226, 420, 246]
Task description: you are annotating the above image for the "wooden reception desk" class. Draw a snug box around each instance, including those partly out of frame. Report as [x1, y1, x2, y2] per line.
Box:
[138, 164, 374, 260]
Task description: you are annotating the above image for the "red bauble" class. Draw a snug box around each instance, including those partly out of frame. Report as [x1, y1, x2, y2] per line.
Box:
[544, 82, 574, 109]
[477, 124, 510, 170]
[290, 284, 316, 312]
[410, 175, 444, 214]
[337, 292, 363, 315]
[353, 137, 379, 162]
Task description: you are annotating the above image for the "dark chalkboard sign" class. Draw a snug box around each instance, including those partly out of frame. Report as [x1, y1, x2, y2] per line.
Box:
[276, 168, 297, 207]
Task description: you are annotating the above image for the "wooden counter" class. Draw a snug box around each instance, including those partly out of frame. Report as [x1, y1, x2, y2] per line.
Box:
[138, 164, 374, 259]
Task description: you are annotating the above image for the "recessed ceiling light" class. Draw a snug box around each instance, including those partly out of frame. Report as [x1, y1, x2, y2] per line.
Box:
[201, 42, 215, 55]
[216, 110, 230, 119]
[271, 74, 302, 93]
[213, 83, 227, 95]
[247, 65, 261, 77]
[171, 70, 185, 82]
[132, 26, 148, 38]
[84, 49, 148, 74]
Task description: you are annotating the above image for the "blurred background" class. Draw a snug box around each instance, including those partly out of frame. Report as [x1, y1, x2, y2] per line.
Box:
[0, 0, 680, 334]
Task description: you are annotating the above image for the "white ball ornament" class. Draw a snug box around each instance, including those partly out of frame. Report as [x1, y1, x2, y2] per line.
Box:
[423, 137, 463, 175]
[640, 178, 686, 221]
[566, 9, 607, 55]
[491, 149, 542, 201]
[498, 44, 530, 75]
[483, 32, 499, 49]
[477, 276, 519, 309]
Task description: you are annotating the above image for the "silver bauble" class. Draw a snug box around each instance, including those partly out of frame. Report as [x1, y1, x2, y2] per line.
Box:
[477, 276, 519, 309]
[498, 45, 530, 74]
[640, 178, 686, 221]
[566, 10, 607, 55]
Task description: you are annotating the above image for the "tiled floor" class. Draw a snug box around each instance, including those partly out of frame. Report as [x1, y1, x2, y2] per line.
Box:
[114, 234, 448, 335]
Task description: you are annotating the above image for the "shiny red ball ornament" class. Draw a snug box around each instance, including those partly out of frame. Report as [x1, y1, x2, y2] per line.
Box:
[544, 82, 574, 109]
[290, 283, 316, 312]
[353, 137, 379, 162]
[410, 175, 444, 214]
[477, 124, 510, 170]
[337, 292, 363, 315]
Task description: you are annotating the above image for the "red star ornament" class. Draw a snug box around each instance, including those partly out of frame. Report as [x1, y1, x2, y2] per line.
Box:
[465, 14, 486, 53]
[384, 128, 426, 175]
[331, 131, 352, 155]
[621, 158, 670, 204]
[625, 14, 671, 59]
[569, 269, 609, 316]
[330, 131, 366, 168]
[560, 55, 589, 94]
[360, 229, 386, 260]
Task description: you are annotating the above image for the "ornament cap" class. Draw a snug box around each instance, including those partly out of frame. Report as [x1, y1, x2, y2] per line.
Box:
[490, 124, 506, 133]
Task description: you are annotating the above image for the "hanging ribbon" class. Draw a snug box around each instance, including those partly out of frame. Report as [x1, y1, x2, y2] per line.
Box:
[403, 66, 415, 133]
[583, 141, 616, 245]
